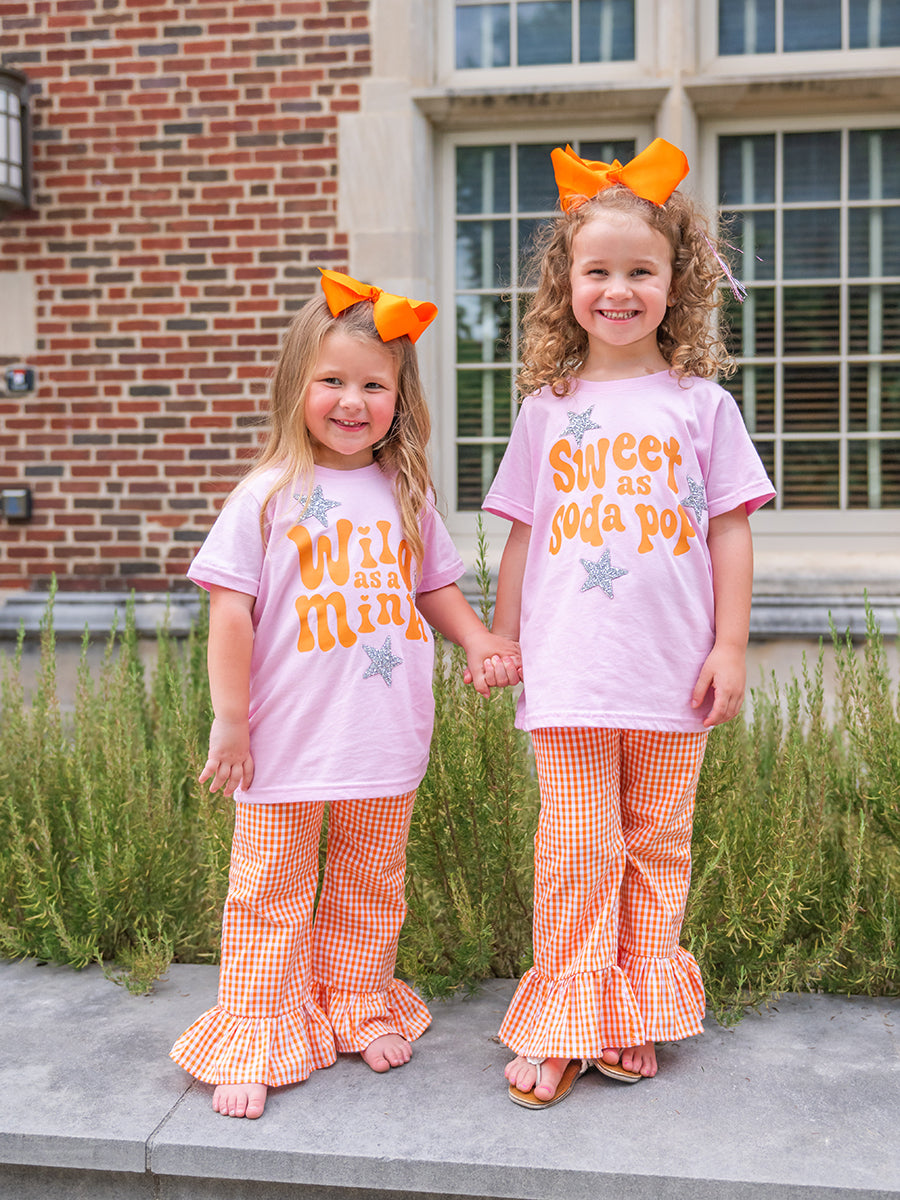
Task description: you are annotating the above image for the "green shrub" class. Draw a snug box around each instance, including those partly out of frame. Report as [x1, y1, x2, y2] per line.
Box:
[0, 573, 897, 1019]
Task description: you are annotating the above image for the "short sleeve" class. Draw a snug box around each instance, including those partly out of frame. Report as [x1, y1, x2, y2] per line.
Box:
[187, 482, 267, 597]
[418, 500, 465, 594]
[482, 403, 536, 525]
[703, 391, 775, 518]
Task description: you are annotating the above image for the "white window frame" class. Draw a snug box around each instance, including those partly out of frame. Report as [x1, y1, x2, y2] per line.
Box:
[698, 0, 900, 74]
[436, 0, 655, 88]
[700, 112, 900, 542]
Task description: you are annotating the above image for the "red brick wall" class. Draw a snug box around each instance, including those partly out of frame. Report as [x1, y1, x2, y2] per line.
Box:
[0, 0, 370, 592]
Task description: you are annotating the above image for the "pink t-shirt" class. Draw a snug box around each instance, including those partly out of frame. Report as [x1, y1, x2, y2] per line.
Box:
[188, 463, 464, 802]
[483, 371, 775, 732]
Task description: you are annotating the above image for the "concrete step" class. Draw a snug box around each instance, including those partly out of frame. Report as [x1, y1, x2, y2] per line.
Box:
[1, 958, 899, 1199]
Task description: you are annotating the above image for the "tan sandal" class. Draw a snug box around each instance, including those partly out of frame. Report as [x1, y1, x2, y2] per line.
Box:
[591, 1053, 643, 1083]
[508, 1057, 589, 1109]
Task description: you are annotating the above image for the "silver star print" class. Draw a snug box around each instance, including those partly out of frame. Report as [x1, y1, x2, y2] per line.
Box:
[580, 550, 628, 599]
[680, 476, 708, 520]
[561, 406, 602, 448]
[362, 636, 403, 687]
[294, 484, 341, 527]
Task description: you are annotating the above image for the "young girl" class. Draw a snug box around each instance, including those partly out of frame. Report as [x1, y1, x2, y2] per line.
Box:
[171, 269, 521, 1119]
[481, 140, 775, 1108]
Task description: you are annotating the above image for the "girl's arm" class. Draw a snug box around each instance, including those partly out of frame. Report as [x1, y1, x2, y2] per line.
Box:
[200, 584, 256, 794]
[491, 518, 531, 641]
[416, 584, 522, 698]
[691, 505, 753, 727]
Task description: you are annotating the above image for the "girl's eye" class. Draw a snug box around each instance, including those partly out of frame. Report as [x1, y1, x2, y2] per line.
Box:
[365, 381, 386, 390]
[323, 376, 341, 385]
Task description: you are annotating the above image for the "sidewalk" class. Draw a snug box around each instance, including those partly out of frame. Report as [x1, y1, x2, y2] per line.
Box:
[1, 958, 898, 1200]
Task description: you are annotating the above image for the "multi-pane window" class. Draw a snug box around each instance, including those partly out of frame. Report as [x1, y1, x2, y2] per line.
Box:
[455, 137, 635, 509]
[720, 127, 900, 509]
[455, 0, 635, 68]
[718, 0, 900, 54]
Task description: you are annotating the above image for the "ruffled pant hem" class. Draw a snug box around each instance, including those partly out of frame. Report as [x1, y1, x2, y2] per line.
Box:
[498, 964, 647, 1059]
[314, 978, 432, 1052]
[169, 998, 337, 1088]
[619, 945, 706, 1042]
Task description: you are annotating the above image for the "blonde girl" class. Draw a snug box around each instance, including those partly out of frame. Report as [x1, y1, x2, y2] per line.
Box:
[171, 270, 521, 1119]
[481, 141, 774, 1108]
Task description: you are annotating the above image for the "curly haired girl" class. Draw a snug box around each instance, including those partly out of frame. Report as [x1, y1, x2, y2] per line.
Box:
[481, 140, 774, 1108]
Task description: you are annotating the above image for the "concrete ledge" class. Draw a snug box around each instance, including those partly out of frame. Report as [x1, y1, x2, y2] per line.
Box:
[2, 959, 899, 1199]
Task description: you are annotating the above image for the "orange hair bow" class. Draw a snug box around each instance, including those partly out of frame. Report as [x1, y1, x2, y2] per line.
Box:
[319, 269, 438, 343]
[551, 139, 689, 211]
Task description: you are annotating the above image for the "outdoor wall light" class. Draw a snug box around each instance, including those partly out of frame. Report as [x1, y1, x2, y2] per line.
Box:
[0, 66, 31, 218]
[1, 487, 32, 522]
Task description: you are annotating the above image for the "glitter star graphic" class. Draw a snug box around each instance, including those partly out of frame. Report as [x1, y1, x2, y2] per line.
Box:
[561, 405, 602, 448]
[362, 636, 404, 687]
[680, 476, 708, 520]
[294, 485, 341, 527]
[580, 550, 628, 599]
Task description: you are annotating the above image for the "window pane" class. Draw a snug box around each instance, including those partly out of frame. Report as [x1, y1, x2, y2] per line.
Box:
[848, 129, 900, 200]
[456, 220, 512, 289]
[850, 0, 900, 47]
[784, 0, 840, 49]
[457, 368, 513, 439]
[456, 4, 510, 67]
[718, 0, 776, 54]
[724, 287, 776, 357]
[848, 439, 900, 507]
[783, 209, 840, 279]
[719, 134, 776, 205]
[579, 138, 636, 164]
[456, 146, 510, 215]
[458, 442, 509, 510]
[782, 441, 840, 506]
[518, 1, 572, 64]
[783, 132, 841, 202]
[456, 295, 513, 363]
[730, 364, 776, 433]
[848, 206, 900, 276]
[783, 287, 840, 355]
[848, 285, 900, 354]
[517, 143, 561, 212]
[724, 211, 775, 280]
[783, 365, 840, 431]
[849, 364, 900, 432]
[580, 0, 635, 61]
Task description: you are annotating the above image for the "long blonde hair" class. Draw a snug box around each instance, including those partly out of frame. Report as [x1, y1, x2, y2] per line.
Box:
[517, 184, 735, 398]
[243, 295, 433, 566]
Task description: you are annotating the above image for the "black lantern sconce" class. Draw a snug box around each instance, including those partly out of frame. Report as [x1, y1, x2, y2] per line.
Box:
[0, 66, 31, 218]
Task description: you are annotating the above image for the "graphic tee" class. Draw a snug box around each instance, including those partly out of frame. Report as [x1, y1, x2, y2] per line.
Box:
[189, 463, 464, 802]
[483, 371, 775, 732]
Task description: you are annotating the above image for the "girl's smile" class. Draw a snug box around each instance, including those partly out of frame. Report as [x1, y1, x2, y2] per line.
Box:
[305, 328, 399, 469]
[569, 209, 674, 376]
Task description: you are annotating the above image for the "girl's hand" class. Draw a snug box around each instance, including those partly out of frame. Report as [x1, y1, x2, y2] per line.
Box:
[462, 633, 523, 696]
[200, 717, 255, 795]
[691, 643, 746, 727]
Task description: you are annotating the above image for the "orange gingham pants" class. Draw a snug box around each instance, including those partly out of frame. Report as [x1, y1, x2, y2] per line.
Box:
[498, 727, 708, 1059]
[170, 790, 430, 1087]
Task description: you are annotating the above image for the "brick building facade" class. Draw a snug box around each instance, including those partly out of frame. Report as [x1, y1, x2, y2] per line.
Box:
[0, 0, 369, 592]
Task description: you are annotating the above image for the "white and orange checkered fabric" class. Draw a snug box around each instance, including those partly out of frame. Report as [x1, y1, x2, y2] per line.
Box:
[170, 791, 430, 1087]
[498, 727, 708, 1060]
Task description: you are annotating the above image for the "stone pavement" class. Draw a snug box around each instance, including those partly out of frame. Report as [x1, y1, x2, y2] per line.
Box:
[1, 958, 899, 1200]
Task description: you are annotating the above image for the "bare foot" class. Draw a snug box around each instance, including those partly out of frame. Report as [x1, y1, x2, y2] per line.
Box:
[212, 1082, 267, 1119]
[361, 1033, 411, 1073]
[602, 1042, 657, 1077]
[505, 1055, 571, 1102]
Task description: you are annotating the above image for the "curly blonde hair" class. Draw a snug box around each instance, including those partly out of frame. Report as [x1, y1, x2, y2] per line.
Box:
[242, 295, 433, 567]
[517, 183, 735, 398]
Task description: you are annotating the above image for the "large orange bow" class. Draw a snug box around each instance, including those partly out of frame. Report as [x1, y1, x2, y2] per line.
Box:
[319, 269, 437, 343]
[551, 139, 689, 211]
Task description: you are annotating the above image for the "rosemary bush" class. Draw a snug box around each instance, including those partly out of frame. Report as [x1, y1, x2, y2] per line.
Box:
[0, 574, 897, 1018]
